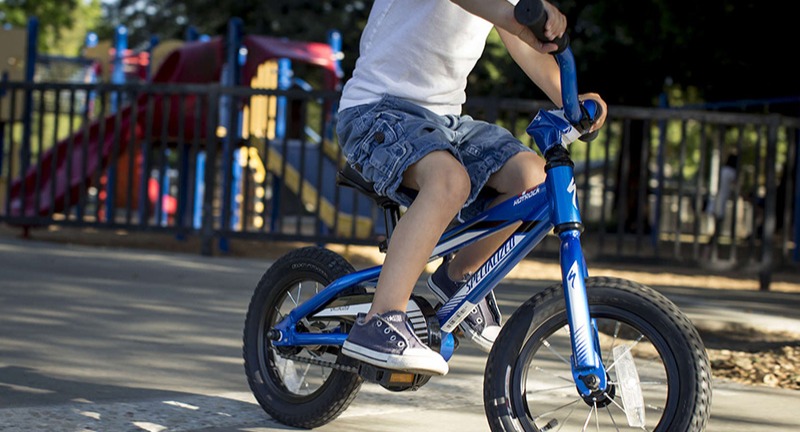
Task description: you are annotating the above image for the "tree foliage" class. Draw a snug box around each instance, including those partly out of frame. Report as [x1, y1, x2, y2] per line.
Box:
[89, 0, 798, 111]
[1, 0, 103, 56]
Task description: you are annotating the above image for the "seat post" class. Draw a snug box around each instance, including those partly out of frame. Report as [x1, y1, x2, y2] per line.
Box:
[379, 204, 402, 253]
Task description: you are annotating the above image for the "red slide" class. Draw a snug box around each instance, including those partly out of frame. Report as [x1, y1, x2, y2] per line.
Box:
[8, 104, 141, 218]
[7, 34, 339, 220]
[7, 38, 225, 219]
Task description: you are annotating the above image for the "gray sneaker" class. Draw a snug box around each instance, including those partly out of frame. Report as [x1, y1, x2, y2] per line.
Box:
[427, 259, 502, 352]
[342, 310, 449, 376]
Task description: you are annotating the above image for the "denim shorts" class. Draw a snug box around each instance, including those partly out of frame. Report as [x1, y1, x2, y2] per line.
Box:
[336, 95, 534, 220]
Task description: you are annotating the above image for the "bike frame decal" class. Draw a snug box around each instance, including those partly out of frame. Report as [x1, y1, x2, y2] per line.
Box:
[547, 165, 582, 225]
[437, 233, 521, 329]
[567, 177, 578, 210]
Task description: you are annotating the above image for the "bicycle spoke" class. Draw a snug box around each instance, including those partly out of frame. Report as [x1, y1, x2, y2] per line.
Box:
[605, 392, 656, 431]
[532, 399, 581, 421]
[645, 403, 664, 413]
[297, 361, 312, 391]
[287, 283, 301, 307]
[605, 321, 622, 365]
[606, 394, 627, 418]
[594, 402, 600, 432]
[533, 365, 574, 383]
[554, 401, 579, 432]
[603, 404, 621, 431]
[543, 338, 572, 366]
[581, 403, 594, 432]
[605, 334, 644, 372]
[527, 383, 575, 394]
[608, 380, 663, 387]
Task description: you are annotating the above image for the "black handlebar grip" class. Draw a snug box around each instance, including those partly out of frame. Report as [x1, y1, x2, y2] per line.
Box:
[514, 0, 569, 54]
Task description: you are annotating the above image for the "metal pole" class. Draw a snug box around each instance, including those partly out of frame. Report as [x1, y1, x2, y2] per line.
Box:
[19, 17, 38, 217]
[219, 17, 243, 253]
[793, 126, 800, 263]
[759, 117, 779, 291]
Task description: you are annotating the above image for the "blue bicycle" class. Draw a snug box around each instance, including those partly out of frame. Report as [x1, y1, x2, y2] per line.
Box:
[243, 1, 712, 430]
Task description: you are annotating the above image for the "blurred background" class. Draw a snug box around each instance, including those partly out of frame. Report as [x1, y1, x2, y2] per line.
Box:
[0, 0, 797, 289]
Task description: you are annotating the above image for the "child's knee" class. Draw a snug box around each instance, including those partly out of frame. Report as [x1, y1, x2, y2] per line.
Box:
[494, 153, 546, 194]
[434, 165, 471, 207]
[412, 152, 471, 203]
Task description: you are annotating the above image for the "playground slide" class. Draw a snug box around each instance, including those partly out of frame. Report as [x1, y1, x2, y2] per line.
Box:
[8, 104, 141, 218]
[8, 35, 381, 238]
[5, 38, 213, 220]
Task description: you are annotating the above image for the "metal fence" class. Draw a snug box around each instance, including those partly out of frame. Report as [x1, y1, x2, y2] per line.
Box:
[1, 81, 798, 288]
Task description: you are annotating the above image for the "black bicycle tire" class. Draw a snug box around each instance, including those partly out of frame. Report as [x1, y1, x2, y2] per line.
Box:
[243, 246, 363, 429]
[484, 276, 712, 432]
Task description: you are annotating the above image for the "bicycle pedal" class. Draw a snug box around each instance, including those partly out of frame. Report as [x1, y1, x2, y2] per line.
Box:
[357, 362, 432, 392]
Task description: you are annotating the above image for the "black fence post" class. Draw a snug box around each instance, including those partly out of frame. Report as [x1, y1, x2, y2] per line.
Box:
[759, 116, 780, 291]
[201, 91, 219, 256]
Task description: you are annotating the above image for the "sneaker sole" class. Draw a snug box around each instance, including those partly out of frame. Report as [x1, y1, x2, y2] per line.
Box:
[342, 341, 449, 376]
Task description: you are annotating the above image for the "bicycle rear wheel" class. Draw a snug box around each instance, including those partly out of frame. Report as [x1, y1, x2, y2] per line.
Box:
[243, 246, 363, 428]
[484, 277, 711, 431]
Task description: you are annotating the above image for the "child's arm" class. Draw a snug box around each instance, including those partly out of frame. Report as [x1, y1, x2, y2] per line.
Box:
[497, 27, 563, 106]
[498, 28, 608, 132]
[450, 0, 565, 54]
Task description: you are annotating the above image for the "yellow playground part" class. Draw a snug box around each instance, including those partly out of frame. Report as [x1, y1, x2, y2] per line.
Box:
[243, 60, 340, 159]
[149, 39, 185, 77]
[238, 60, 369, 237]
[0, 25, 26, 123]
[0, 25, 27, 208]
[243, 60, 279, 140]
[82, 40, 113, 82]
[244, 146, 373, 238]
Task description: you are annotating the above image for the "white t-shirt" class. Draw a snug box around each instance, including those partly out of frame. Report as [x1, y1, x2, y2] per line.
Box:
[338, 0, 496, 116]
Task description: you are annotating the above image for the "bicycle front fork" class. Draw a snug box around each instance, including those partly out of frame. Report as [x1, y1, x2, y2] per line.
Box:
[547, 157, 608, 397]
[559, 229, 608, 396]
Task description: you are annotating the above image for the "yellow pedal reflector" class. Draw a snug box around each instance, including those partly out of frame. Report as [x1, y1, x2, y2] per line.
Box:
[388, 373, 415, 384]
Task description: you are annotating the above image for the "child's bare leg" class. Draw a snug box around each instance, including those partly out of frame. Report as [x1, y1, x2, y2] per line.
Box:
[367, 150, 470, 318]
[447, 152, 546, 279]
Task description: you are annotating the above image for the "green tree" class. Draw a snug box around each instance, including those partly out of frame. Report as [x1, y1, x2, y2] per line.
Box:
[98, 0, 798, 110]
[0, 0, 103, 56]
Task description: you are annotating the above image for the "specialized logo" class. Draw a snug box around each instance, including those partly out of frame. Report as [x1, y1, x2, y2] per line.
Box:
[440, 235, 522, 331]
[567, 178, 578, 209]
[567, 260, 580, 291]
[463, 235, 518, 293]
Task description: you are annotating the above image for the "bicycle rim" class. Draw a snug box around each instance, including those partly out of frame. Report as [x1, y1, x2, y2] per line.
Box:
[512, 307, 677, 431]
[258, 278, 342, 398]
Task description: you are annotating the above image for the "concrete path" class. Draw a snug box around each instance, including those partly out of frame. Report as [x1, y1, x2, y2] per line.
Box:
[1, 235, 798, 431]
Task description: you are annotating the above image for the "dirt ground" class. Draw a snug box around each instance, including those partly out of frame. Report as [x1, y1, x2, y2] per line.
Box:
[3, 224, 799, 391]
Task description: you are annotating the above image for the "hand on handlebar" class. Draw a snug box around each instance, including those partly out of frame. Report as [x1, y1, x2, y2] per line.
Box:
[579, 92, 607, 133]
[541, 1, 566, 43]
[514, 0, 567, 53]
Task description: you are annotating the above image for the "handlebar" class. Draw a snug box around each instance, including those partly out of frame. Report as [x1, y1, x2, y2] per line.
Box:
[514, 0, 601, 142]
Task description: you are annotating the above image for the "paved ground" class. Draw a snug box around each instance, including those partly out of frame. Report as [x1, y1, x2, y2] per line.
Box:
[1, 234, 799, 431]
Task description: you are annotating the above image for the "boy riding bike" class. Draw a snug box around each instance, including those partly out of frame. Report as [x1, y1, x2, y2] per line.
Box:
[336, 0, 608, 375]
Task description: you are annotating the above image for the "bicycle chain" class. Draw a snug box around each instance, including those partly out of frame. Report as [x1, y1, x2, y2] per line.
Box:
[280, 352, 360, 374]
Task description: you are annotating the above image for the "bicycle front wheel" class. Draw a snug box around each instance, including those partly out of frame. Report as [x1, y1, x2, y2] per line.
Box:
[484, 277, 712, 431]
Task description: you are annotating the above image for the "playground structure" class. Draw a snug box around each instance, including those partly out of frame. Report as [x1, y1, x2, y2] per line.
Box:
[1, 17, 380, 248]
[1, 16, 797, 284]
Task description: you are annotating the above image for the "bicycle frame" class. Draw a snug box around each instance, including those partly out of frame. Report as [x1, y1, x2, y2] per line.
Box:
[270, 45, 608, 397]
